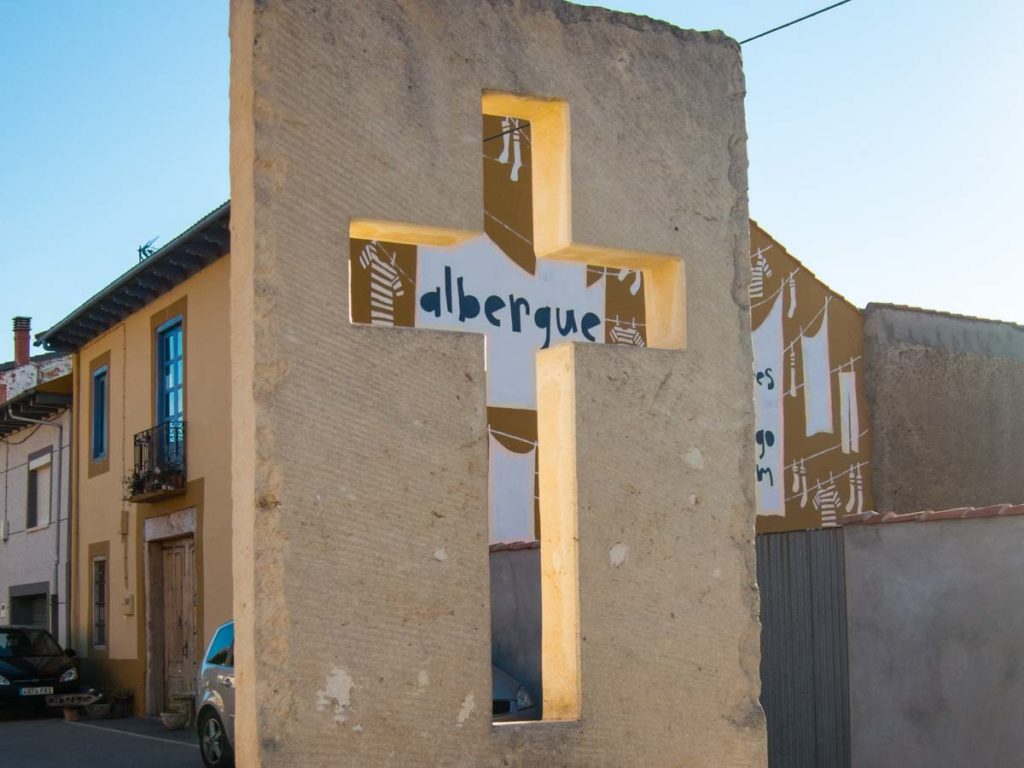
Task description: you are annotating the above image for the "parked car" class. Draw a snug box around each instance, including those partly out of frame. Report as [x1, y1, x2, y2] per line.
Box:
[0, 626, 87, 709]
[195, 620, 536, 765]
[491, 664, 536, 721]
[197, 620, 235, 767]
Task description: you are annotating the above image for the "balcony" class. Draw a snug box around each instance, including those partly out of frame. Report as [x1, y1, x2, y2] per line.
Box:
[125, 421, 186, 502]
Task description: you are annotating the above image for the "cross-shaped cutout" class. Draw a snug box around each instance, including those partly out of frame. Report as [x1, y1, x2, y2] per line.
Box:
[350, 91, 686, 547]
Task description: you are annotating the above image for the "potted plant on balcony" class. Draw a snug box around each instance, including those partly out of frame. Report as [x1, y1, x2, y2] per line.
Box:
[126, 470, 147, 499]
[153, 465, 183, 492]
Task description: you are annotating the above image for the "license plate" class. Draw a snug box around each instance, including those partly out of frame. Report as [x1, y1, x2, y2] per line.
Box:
[21, 686, 54, 696]
[47, 693, 99, 707]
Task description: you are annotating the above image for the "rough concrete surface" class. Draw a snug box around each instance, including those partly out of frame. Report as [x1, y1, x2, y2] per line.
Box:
[845, 517, 1024, 768]
[864, 304, 1024, 512]
[230, 0, 763, 765]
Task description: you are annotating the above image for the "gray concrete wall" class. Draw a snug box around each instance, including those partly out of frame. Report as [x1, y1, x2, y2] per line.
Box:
[0, 410, 71, 646]
[864, 304, 1024, 512]
[845, 516, 1024, 768]
[489, 546, 541, 715]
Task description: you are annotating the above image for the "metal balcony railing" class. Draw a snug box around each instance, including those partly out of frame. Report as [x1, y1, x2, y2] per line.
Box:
[124, 420, 186, 502]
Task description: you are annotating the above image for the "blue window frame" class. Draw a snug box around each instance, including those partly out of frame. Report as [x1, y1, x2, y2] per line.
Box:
[156, 319, 184, 467]
[157, 319, 184, 425]
[91, 366, 108, 460]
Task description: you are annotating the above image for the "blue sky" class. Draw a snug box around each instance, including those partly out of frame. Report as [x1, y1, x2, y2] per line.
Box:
[1, 1, 1021, 361]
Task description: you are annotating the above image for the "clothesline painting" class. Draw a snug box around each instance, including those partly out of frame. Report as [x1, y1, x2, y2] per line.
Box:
[350, 113, 651, 544]
[749, 223, 873, 531]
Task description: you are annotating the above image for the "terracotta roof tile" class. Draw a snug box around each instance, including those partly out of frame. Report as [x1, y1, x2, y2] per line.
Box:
[840, 503, 1024, 526]
[489, 540, 540, 553]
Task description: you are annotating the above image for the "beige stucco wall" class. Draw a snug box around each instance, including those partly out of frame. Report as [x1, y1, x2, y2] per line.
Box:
[73, 255, 233, 705]
[230, 0, 764, 764]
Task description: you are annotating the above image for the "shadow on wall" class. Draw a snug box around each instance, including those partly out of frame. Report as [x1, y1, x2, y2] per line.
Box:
[489, 544, 542, 719]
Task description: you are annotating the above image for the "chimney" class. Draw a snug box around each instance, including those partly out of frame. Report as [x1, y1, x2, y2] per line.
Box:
[13, 316, 31, 368]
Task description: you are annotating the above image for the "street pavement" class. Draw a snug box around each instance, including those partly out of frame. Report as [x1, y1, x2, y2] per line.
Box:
[0, 711, 199, 767]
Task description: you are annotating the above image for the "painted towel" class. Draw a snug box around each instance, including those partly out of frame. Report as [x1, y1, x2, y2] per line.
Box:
[751, 292, 785, 516]
[801, 307, 834, 436]
[838, 369, 860, 454]
[489, 436, 536, 543]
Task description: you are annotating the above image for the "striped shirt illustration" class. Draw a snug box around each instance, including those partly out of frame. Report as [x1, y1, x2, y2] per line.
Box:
[749, 247, 774, 300]
[609, 324, 645, 347]
[813, 480, 842, 528]
[359, 241, 405, 326]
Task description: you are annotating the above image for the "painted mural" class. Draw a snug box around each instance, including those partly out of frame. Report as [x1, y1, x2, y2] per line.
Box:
[750, 222, 873, 533]
[350, 113, 647, 543]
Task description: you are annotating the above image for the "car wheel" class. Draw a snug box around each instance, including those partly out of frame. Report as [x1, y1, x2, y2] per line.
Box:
[199, 710, 234, 768]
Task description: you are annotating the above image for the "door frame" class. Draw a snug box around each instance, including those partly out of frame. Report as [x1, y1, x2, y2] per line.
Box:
[143, 507, 196, 715]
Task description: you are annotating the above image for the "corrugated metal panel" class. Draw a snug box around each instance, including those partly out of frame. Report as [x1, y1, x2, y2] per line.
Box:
[757, 529, 850, 768]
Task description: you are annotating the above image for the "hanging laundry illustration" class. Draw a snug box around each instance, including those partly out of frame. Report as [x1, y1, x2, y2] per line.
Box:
[358, 240, 406, 327]
[497, 116, 524, 182]
[845, 464, 865, 515]
[800, 302, 834, 436]
[609, 316, 645, 347]
[616, 267, 643, 296]
[489, 433, 537, 542]
[751, 292, 785, 516]
[798, 459, 809, 509]
[786, 273, 797, 319]
[791, 462, 801, 494]
[813, 472, 841, 528]
[788, 346, 798, 399]
[749, 246, 774, 300]
[838, 364, 860, 454]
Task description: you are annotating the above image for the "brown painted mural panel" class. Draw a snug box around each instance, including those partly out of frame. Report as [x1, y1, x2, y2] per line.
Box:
[750, 223, 873, 533]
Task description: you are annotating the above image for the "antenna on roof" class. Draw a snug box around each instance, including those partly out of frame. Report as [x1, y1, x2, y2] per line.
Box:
[137, 237, 159, 262]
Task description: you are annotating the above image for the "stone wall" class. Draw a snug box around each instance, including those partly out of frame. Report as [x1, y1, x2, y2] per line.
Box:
[230, 1, 765, 764]
[864, 303, 1024, 512]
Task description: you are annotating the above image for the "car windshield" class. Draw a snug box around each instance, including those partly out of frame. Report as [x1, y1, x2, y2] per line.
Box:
[0, 628, 63, 657]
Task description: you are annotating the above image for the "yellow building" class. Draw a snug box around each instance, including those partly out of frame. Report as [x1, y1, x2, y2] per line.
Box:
[37, 203, 232, 715]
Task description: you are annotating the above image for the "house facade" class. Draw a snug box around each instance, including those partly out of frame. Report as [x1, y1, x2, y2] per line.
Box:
[37, 203, 232, 714]
[0, 318, 72, 645]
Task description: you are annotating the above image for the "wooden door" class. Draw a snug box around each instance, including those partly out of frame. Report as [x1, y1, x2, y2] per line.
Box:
[162, 538, 197, 709]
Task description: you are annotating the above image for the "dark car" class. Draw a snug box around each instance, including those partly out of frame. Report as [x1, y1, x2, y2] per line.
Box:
[0, 626, 82, 708]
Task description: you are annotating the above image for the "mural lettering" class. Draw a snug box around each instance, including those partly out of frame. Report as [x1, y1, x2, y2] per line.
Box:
[418, 265, 603, 348]
[350, 113, 650, 543]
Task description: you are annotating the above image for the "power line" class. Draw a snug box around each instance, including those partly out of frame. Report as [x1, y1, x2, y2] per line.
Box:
[740, 0, 853, 45]
[483, 121, 531, 143]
